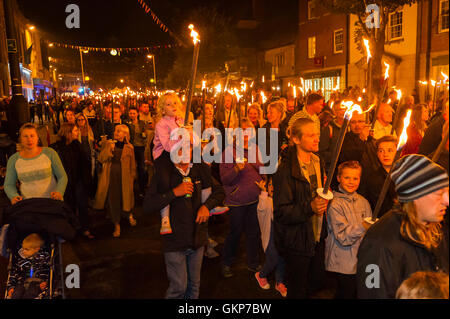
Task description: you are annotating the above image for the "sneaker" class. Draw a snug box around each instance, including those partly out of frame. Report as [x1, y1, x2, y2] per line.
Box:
[275, 282, 287, 297]
[247, 264, 262, 273]
[222, 265, 234, 278]
[210, 206, 229, 216]
[204, 247, 219, 259]
[255, 272, 270, 290]
[160, 216, 172, 235]
[208, 238, 218, 248]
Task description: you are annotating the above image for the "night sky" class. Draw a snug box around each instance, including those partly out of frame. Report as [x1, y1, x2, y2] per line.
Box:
[16, 0, 295, 86]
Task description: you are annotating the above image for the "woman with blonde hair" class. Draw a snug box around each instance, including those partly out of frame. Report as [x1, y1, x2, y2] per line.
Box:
[261, 101, 288, 159]
[75, 113, 95, 178]
[51, 122, 94, 239]
[247, 103, 265, 129]
[4, 123, 67, 204]
[94, 124, 137, 237]
[357, 154, 449, 298]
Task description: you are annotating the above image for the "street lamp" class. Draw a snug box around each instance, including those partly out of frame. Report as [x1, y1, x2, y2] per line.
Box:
[147, 54, 157, 90]
[120, 79, 124, 83]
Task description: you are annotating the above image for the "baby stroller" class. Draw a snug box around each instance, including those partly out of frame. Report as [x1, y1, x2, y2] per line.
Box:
[0, 198, 79, 299]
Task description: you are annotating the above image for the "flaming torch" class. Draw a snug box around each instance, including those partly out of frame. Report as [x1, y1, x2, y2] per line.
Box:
[371, 110, 412, 221]
[317, 101, 374, 200]
[363, 38, 373, 105]
[390, 89, 402, 134]
[380, 61, 390, 100]
[234, 88, 242, 127]
[184, 24, 200, 126]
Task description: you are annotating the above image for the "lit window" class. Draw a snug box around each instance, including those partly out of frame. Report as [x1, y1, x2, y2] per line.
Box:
[389, 11, 403, 40]
[334, 29, 344, 53]
[275, 53, 285, 67]
[308, 37, 316, 59]
[440, 0, 449, 32]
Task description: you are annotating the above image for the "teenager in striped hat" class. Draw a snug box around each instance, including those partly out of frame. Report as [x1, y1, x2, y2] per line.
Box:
[356, 154, 449, 299]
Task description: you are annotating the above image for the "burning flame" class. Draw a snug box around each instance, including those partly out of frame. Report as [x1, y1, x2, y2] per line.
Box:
[431, 80, 436, 87]
[394, 89, 402, 101]
[202, 80, 206, 90]
[341, 100, 374, 120]
[250, 81, 254, 88]
[419, 81, 428, 85]
[234, 88, 241, 102]
[357, 97, 362, 102]
[215, 83, 222, 94]
[293, 86, 297, 99]
[441, 72, 449, 83]
[383, 62, 390, 80]
[261, 91, 267, 104]
[363, 38, 371, 64]
[398, 110, 412, 150]
[262, 75, 265, 83]
[288, 82, 291, 87]
[188, 24, 200, 45]
[241, 81, 247, 92]
[387, 98, 392, 104]
[363, 88, 366, 93]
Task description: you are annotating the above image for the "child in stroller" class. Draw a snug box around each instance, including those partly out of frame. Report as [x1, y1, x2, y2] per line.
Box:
[7, 233, 50, 299]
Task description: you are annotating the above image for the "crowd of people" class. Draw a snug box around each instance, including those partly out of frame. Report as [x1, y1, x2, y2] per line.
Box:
[0, 85, 448, 300]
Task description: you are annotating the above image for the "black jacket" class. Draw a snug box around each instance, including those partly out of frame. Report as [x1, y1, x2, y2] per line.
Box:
[359, 140, 397, 218]
[51, 140, 92, 203]
[273, 147, 327, 257]
[339, 131, 367, 164]
[356, 209, 449, 299]
[419, 115, 445, 156]
[144, 160, 225, 253]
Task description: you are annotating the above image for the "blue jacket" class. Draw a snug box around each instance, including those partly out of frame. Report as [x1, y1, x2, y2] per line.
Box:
[325, 187, 372, 274]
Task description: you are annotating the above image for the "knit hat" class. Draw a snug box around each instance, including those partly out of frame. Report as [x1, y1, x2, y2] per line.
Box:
[390, 154, 449, 202]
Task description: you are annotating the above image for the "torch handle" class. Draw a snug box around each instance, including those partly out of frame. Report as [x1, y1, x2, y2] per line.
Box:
[184, 43, 200, 126]
[372, 150, 402, 220]
[323, 119, 350, 193]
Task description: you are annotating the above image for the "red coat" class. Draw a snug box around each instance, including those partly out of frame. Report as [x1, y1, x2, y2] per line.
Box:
[401, 123, 423, 156]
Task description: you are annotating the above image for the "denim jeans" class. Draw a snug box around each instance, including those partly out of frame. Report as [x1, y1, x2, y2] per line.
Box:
[222, 203, 260, 268]
[260, 223, 285, 284]
[164, 247, 204, 299]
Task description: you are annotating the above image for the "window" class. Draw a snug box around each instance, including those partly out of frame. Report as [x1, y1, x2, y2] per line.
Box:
[308, 37, 316, 59]
[389, 11, 403, 40]
[440, 0, 449, 32]
[275, 53, 285, 68]
[308, 1, 318, 20]
[334, 29, 344, 53]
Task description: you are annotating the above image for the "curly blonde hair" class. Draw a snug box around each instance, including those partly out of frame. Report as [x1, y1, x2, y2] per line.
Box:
[155, 92, 183, 123]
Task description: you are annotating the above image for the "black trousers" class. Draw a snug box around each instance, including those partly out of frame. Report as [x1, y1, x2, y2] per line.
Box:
[284, 240, 325, 299]
[335, 273, 356, 299]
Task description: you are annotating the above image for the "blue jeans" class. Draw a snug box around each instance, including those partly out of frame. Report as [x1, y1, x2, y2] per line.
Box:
[260, 223, 285, 284]
[164, 247, 204, 299]
[222, 203, 260, 268]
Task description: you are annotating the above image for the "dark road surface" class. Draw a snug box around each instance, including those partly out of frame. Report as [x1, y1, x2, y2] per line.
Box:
[1, 194, 335, 299]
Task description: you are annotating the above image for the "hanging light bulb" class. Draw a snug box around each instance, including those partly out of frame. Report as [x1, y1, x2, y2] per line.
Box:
[110, 49, 118, 56]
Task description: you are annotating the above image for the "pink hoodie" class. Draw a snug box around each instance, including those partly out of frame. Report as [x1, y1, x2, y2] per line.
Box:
[152, 115, 184, 160]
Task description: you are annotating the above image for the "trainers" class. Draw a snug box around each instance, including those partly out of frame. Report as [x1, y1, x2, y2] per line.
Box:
[160, 216, 172, 235]
[204, 247, 219, 259]
[247, 264, 262, 273]
[275, 283, 287, 297]
[210, 206, 229, 216]
[255, 272, 270, 290]
[222, 265, 234, 278]
[208, 238, 218, 248]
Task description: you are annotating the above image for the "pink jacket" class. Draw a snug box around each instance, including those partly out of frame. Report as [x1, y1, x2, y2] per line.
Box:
[152, 115, 183, 160]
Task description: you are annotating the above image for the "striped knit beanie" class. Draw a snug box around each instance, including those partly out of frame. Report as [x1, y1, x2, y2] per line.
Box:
[390, 154, 449, 202]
